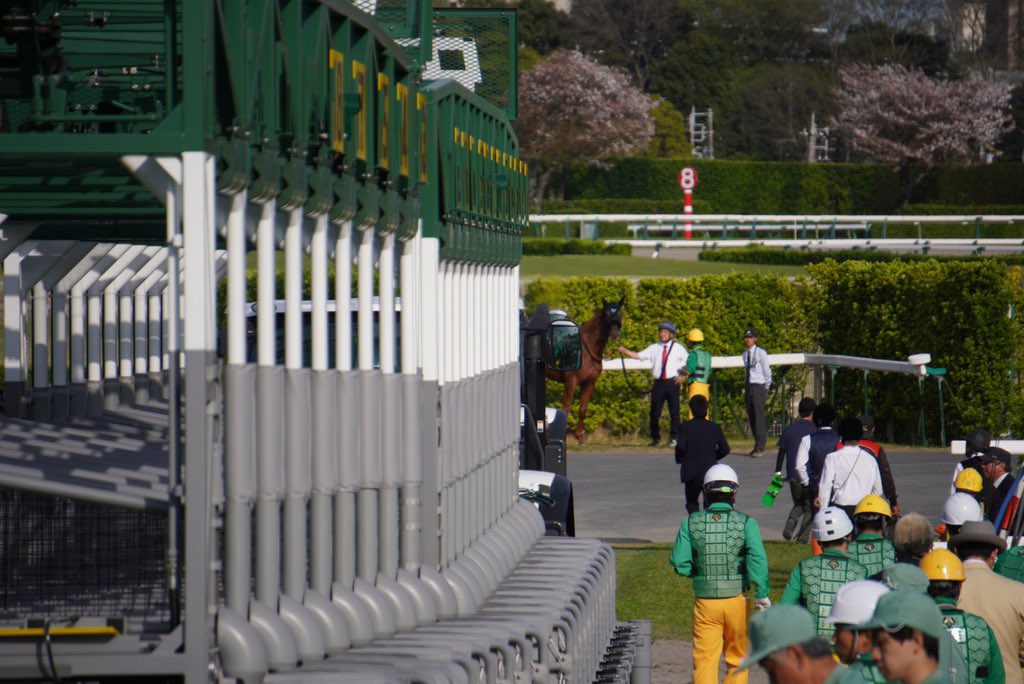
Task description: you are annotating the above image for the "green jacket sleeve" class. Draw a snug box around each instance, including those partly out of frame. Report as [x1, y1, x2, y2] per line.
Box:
[780, 562, 804, 605]
[670, 518, 694, 577]
[984, 626, 1004, 684]
[684, 353, 697, 375]
[744, 516, 770, 599]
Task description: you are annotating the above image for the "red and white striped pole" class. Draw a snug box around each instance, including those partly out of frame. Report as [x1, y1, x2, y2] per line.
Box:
[678, 167, 698, 240]
[683, 188, 693, 239]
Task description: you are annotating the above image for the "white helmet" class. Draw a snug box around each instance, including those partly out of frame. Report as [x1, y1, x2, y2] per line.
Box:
[813, 506, 854, 542]
[827, 580, 891, 625]
[703, 464, 739, 492]
[941, 492, 983, 525]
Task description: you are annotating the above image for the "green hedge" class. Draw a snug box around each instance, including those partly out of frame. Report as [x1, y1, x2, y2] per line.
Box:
[540, 198, 713, 214]
[899, 204, 1024, 216]
[809, 261, 1021, 443]
[524, 273, 818, 439]
[557, 158, 1024, 214]
[523, 238, 630, 256]
[563, 159, 901, 214]
[524, 263, 1024, 444]
[908, 164, 1024, 205]
[697, 245, 1024, 266]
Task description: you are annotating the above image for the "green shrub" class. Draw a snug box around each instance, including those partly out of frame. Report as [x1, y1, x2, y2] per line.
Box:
[697, 245, 1024, 266]
[563, 159, 901, 214]
[539, 198, 713, 214]
[525, 263, 1024, 443]
[523, 238, 630, 256]
[809, 261, 1017, 443]
[899, 204, 1024, 216]
[909, 164, 1024, 205]
[525, 273, 817, 438]
[558, 158, 1024, 213]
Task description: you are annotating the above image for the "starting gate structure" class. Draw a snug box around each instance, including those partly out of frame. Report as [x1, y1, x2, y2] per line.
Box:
[0, 1, 642, 682]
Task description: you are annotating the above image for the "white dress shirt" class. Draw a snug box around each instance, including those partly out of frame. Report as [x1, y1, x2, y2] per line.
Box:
[743, 345, 771, 387]
[638, 341, 688, 380]
[794, 433, 814, 485]
[818, 443, 883, 507]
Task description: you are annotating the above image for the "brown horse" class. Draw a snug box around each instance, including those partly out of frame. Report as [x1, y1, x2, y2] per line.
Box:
[546, 300, 624, 443]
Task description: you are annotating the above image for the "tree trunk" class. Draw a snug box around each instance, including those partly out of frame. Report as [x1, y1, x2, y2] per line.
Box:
[530, 166, 557, 210]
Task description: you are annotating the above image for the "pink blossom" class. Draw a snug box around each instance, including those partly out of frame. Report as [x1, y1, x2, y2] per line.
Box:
[834, 64, 1014, 166]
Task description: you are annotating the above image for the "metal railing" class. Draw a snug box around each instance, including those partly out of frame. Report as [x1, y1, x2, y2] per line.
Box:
[529, 213, 1024, 245]
[608, 351, 950, 446]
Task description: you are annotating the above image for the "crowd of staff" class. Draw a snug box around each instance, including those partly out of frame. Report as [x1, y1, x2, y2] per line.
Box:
[670, 417, 1024, 684]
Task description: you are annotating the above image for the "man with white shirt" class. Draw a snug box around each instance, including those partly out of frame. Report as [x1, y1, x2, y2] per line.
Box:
[794, 403, 840, 540]
[817, 417, 883, 520]
[742, 327, 772, 457]
[618, 321, 688, 447]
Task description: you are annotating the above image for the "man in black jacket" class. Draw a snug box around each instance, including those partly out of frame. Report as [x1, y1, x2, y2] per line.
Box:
[676, 394, 731, 513]
[982, 447, 1015, 525]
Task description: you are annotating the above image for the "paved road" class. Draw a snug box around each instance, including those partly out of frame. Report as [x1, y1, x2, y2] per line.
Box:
[568, 446, 956, 543]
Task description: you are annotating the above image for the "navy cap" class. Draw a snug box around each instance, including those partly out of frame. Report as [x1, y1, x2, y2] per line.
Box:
[659, 321, 676, 334]
[743, 327, 757, 338]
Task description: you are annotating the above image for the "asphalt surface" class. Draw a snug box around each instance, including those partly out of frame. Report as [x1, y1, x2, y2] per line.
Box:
[568, 445, 956, 543]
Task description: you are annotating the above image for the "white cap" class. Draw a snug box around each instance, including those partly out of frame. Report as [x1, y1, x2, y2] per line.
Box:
[941, 492, 983, 525]
[827, 580, 891, 625]
[703, 464, 739, 490]
[813, 506, 854, 542]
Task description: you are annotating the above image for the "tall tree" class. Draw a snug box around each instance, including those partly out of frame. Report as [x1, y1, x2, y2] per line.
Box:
[724, 63, 838, 160]
[646, 98, 692, 158]
[566, 0, 691, 91]
[834, 64, 1014, 170]
[516, 49, 654, 205]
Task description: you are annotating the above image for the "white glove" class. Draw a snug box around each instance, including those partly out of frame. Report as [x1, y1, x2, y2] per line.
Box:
[754, 597, 772, 612]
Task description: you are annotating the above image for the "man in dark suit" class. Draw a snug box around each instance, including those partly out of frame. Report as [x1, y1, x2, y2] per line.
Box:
[675, 394, 730, 513]
[982, 447, 1015, 525]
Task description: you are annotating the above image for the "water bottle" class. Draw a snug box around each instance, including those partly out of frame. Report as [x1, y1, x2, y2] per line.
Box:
[761, 472, 785, 507]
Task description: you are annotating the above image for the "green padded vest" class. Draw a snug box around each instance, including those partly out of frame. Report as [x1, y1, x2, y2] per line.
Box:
[688, 509, 748, 598]
[848, 537, 896, 576]
[800, 553, 868, 639]
[941, 607, 992, 684]
[994, 545, 1024, 583]
[691, 348, 712, 383]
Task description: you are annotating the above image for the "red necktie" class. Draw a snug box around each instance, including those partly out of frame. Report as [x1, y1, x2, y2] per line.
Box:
[660, 344, 669, 380]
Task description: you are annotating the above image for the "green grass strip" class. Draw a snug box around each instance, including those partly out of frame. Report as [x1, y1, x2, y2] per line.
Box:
[614, 541, 812, 640]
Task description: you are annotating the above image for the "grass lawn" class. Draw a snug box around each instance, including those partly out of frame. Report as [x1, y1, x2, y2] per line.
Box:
[614, 541, 812, 640]
[520, 255, 807, 279]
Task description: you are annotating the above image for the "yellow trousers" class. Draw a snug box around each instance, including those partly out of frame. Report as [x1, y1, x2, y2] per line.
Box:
[687, 382, 711, 419]
[693, 595, 749, 684]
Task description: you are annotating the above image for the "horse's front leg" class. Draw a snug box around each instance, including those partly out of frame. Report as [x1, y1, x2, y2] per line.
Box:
[561, 375, 579, 433]
[575, 379, 598, 444]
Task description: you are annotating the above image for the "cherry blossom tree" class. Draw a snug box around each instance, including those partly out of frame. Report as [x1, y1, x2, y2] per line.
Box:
[516, 49, 655, 206]
[834, 64, 1014, 167]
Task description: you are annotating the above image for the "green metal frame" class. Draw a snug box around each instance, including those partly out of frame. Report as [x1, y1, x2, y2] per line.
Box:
[0, 1, 525, 264]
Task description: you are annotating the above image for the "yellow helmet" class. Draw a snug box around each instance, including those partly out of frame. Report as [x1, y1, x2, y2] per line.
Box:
[920, 548, 965, 581]
[687, 328, 704, 343]
[954, 467, 983, 494]
[854, 494, 892, 518]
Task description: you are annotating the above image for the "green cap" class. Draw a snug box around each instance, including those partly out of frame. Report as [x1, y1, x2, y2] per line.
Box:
[861, 589, 945, 639]
[737, 605, 817, 671]
[881, 563, 929, 593]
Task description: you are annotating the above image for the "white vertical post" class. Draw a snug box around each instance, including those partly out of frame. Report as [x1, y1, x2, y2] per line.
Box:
[310, 215, 328, 372]
[226, 193, 248, 366]
[334, 221, 353, 372]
